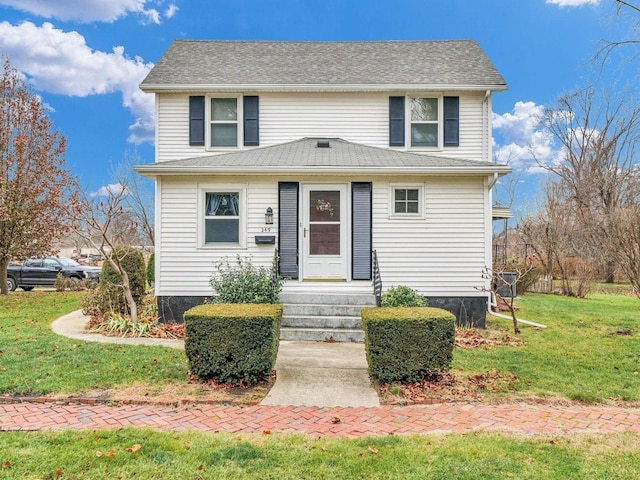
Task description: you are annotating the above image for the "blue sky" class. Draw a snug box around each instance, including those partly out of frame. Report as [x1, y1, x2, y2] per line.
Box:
[0, 0, 636, 209]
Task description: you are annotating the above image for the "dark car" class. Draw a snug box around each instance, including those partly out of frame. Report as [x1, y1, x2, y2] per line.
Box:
[6, 257, 101, 291]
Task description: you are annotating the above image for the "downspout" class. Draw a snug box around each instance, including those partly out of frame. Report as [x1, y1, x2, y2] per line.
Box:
[483, 89, 491, 163]
[487, 172, 499, 190]
[487, 292, 547, 329]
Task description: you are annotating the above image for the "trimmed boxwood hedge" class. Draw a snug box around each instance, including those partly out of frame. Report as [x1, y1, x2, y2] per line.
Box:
[184, 303, 283, 385]
[361, 307, 456, 383]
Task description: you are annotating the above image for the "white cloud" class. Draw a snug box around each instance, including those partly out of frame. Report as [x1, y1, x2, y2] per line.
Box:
[165, 4, 179, 19]
[546, 0, 599, 7]
[0, 0, 177, 24]
[492, 101, 564, 173]
[91, 183, 130, 197]
[0, 21, 155, 144]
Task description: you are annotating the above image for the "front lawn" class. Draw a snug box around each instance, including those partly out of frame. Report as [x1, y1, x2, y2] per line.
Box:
[453, 292, 640, 403]
[0, 292, 187, 396]
[1, 429, 639, 479]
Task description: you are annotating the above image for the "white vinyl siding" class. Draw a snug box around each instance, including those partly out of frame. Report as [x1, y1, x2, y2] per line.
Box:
[155, 175, 488, 298]
[156, 176, 277, 295]
[154, 92, 487, 162]
[371, 175, 487, 296]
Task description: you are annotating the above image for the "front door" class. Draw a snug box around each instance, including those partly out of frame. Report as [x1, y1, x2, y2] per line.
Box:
[302, 184, 348, 280]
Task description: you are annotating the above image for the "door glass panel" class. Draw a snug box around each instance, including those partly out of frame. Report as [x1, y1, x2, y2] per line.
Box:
[310, 224, 340, 255]
[309, 190, 341, 221]
[309, 190, 341, 256]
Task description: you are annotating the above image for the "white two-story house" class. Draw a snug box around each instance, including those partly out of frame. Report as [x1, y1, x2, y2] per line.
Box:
[136, 40, 510, 328]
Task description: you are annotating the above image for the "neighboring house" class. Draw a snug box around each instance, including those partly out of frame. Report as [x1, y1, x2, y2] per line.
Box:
[136, 40, 510, 327]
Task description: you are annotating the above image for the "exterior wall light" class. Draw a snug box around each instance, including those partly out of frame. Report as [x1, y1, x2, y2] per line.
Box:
[265, 207, 274, 225]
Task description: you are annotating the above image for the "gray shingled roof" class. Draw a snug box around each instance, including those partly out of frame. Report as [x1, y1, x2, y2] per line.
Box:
[135, 138, 511, 176]
[141, 40, 506, 91]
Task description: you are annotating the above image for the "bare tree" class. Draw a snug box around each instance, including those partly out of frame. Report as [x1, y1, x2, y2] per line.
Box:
[113, 152, 154, 247]
[0, 58, 77, 295]
[71, 183, 140, 322]
[595, 0, 640, 66]
[533, 87, 640, 284]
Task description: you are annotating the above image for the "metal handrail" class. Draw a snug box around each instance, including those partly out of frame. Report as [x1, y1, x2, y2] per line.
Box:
[372, 249, 382, 306]
[269, 247, 280, 303]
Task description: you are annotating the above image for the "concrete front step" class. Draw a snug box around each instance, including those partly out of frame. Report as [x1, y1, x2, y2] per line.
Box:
[280, 293, 377, 306]
[279, 293, 376, 343]
[280, 327, 365, 343]
[282, 315, 362, 330]
[283, 303, 368, 317]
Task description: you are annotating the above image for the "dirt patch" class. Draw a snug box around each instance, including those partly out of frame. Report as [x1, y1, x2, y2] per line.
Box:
[66, 374, 275, 407]
[455, 328, 525, 349]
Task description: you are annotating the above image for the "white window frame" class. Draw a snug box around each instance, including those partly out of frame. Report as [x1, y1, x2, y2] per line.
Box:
[388, 183, 425, 219]
[407, 95, 443, 150]
[198, 184, 247, 249]
[206, 95, 243, 150]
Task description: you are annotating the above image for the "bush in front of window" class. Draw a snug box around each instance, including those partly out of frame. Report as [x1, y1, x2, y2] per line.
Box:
[210, 255, 283, 304]
[184, 303, 282, 384]
[361, 307, 455, 383]
[381, 285, 428, 307]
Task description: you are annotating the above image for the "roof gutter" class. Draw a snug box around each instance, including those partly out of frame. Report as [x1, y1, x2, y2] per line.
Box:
[134, 164, 512, 179]
[139, 83, 509, 94]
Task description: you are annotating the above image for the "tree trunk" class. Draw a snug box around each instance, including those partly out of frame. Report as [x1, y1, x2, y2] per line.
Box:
[605, 260, 616, 284]
[0, 257, 8, 295]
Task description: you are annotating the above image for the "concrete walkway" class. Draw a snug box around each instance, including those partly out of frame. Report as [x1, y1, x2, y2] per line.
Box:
[50, 310, 379, 408]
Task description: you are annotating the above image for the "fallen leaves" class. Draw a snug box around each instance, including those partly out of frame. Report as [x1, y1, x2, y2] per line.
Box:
[2, 461, 10, 469]
[455, 328, 525, 349]
[96, 444, 141, 458]
[331, 417, 341, 424]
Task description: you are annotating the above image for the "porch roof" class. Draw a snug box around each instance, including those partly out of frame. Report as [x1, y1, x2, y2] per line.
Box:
[135, 138, 512, 177]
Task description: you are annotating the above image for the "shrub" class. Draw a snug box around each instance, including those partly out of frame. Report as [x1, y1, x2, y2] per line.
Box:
[381, 285, 428, 307]
[99, 246, 146, 315]
[184, 303, 282, 385]
[361, 307, 455, 383]
[210, 256, 282, 304]
[146, 252, 155, 286]
[54, 274, 93, 292]
[81, 286, 114, 318]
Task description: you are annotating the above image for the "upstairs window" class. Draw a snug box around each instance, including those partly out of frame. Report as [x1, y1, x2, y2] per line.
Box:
[410, 97, 438, 147]
[210, 98, 238, 147]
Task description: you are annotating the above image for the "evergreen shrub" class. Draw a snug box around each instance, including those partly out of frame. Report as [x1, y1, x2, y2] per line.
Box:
[209, 256, 282, 304]
[99, 246, 146, 315]
[361, 307, 455, 383]
[184, 303, 282, 384]
[381, 285, 428, 307]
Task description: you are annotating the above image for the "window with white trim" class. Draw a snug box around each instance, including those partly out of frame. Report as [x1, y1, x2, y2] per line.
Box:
[204, 191, 241, 244]
[210, 97, 238, 147]
[410, 97, 439, 147]
[389, 184, 424, 217]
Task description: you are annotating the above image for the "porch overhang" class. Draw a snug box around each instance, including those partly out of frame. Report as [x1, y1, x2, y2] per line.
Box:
[135, 138, 512, 179]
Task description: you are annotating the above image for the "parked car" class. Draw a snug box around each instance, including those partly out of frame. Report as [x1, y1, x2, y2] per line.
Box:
[6, 257, 101, 291]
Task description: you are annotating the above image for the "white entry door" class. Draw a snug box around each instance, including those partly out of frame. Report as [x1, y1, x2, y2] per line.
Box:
[302, 184, 348, 280]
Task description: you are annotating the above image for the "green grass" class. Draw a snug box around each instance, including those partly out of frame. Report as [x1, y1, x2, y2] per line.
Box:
[454, 292, 640, 402]
[0, 292, 188, 395]
[0, 429, 639, 479]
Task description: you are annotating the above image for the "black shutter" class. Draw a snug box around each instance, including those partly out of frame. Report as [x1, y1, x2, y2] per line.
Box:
[389, 96, 405, 147]
[278, 182, 299, 279]
[189, 96, 205, 146]
[243, 96, 259, 146]
[352, 182, 372, 280]
[443, 96, 460, 147]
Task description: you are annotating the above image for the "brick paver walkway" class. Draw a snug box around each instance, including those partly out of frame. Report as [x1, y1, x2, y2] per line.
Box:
[2, 401, 639, 438]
